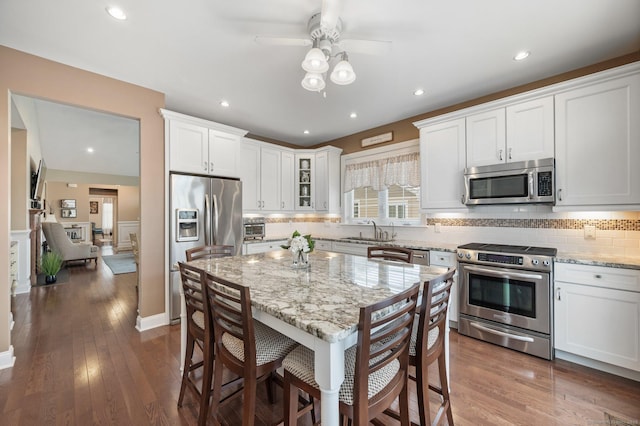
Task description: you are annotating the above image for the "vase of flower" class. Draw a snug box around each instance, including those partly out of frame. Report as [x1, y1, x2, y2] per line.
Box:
[282, 230, 314, 269]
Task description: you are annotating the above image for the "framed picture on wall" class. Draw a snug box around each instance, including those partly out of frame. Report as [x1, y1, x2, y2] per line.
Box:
[61, 199, 76, 208]
[61, 208, 77, 218]
[89, 201, 99, 214]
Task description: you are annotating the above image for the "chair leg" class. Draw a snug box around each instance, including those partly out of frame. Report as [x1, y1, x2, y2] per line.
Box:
[242, 374, 257, 426]
[415, 358, 431, 426]
[399, 379, 411, 426]
[266, 372, 276, 404]
[283, 373, 299, 426]
[198, 338, 215, 426]
[177, 333, 196, 407]
[209, 354, 225, 426]
[437, 352, 454, 426]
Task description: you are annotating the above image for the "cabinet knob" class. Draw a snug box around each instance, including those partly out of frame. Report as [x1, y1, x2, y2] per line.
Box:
[594, 274, 602, 279]
[557, 188, 563, 202]
[460, 194, 466, 204]
[203, 161, 208, 171]
[209, 162, 214, 171]
[499, 149, 503, 161]
[508, 147, 512, 160]
[556, 288, 561, 301]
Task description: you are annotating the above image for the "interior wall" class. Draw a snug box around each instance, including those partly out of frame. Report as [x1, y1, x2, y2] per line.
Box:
[10, 129, 28, 230]
[319, 51, 640, 155]
[0, 45, 165, 357]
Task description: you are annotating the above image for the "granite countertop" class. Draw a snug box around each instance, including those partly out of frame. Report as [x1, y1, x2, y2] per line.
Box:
[187, 251, 449, 343]
[245, 236, 458, 253]
[555, 252, 640, 271]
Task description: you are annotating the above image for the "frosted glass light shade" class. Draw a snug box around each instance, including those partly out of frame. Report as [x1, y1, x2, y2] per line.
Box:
[301, 48, 329, 73]
[301, 72, 326, 91]
[330, 60, 356, 85]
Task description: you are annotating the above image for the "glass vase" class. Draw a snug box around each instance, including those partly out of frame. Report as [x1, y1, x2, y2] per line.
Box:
[292, 250, 309, 269]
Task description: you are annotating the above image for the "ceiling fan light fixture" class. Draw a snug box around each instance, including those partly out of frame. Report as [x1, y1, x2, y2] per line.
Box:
[301, 72, 326, 92]
[330, 57, 356, 85]
[302, 47, 329, 73]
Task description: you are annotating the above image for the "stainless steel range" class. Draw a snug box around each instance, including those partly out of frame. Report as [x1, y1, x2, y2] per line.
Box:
[457, 243, 557, 360]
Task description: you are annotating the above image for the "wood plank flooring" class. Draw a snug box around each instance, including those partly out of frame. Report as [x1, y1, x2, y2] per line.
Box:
[1, 249, 639, 425]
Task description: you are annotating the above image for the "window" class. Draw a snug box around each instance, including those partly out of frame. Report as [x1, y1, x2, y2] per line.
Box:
[343, 147, 421, 224]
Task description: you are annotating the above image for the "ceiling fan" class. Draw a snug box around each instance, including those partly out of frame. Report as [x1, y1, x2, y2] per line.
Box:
[254, 0, 391, 92]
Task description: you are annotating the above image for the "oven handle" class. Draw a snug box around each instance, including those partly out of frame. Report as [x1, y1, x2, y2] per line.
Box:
[470, 321, 535, 343]
[462, 264, 543, 281]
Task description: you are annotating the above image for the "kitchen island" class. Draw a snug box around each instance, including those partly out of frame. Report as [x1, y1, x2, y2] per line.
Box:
[185, 250, 449, 426]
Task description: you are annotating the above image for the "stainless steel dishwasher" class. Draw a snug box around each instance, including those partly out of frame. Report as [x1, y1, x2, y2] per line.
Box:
[410, 249, 430, 265]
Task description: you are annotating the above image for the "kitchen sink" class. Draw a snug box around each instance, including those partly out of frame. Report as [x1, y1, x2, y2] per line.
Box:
[342, 236, 395, 243]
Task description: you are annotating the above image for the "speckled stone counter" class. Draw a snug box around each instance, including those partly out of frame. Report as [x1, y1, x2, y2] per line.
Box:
[187, 251, 448, 343]
[555, 252, 640, 270]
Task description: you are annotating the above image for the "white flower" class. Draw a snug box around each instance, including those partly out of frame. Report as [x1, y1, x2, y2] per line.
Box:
[289, 235, 310, 254]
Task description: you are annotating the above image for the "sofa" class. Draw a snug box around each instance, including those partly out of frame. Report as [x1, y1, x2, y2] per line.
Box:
[42, 222, 99, 264]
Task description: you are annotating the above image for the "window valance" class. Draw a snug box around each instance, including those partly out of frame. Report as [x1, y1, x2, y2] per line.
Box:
[344, 152, 420, 192]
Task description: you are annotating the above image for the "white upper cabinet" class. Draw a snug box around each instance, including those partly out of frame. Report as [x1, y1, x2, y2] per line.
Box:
[554, 72, 640, 209]
[466, 109, 506, 167]
[466, 96, 554, 168]
[416, 118, 468, 211]
[162, 109, 247, 178]
[295, 153, 315, 211]
[239, 138, 294, 213]
[505, 96, 555, 163]
[314, 147, 342, 213]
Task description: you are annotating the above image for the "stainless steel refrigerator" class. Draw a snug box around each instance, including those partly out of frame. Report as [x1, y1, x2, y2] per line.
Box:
[169, 173, 243, 323]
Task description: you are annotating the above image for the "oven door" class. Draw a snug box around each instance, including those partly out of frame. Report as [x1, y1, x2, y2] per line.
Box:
[459, 263, 550, 334]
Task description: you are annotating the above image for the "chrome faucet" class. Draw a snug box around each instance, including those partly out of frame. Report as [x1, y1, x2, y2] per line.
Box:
[390, 221, 397, 240]
[371, 220, 377, 240]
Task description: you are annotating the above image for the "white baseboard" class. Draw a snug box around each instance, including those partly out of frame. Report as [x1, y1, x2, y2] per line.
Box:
[0, 345, 16, 370]
[14, 280, 31, 295]
[555, 350, 640, 382]
[135, 312, 170, 332]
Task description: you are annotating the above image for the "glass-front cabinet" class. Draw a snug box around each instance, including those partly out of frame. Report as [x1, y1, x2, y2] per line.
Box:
[295, 153, 315, 210]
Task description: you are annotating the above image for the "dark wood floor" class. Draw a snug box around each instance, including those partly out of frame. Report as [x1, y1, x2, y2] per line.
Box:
[1, 249, 639, 425]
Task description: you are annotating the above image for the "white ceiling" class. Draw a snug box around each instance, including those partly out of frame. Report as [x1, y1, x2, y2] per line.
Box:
[2, 0, 639, 163]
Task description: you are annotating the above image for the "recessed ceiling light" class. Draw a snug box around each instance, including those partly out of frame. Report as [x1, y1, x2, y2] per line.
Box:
[413, 89, 425, 96]
[350, 112, 357, 119]
[87, 147, 94, 153]
[106, 6, 127, 20]
[514, 51, 530, 61]
[303, 130, 310, 135]
[220, 100, 230, 108]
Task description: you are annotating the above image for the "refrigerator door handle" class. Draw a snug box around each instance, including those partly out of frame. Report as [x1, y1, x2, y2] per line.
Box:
[212, 194, 219, 244]
[204, 193, 211, 246]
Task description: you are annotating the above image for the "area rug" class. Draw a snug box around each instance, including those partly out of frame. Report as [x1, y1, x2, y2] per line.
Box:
[36, 268, 70, 286]
[604, 412, 638, 426]
[102, 253, 136, 275]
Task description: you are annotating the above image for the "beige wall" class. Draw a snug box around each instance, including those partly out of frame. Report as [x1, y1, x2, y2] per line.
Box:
[1, 45, 165, 355]
[10, 129, 28, 230]
[46, 182, 139, 220]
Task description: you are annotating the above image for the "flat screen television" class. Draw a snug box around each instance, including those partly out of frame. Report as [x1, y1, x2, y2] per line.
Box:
[31, 158, 47, 201]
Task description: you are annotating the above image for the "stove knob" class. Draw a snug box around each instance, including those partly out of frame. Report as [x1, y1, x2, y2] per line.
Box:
[457, 252, 464, 258]
[531, 259, 539, 265]
[543, 260, 550, 266]
[465, 253, 472, 260]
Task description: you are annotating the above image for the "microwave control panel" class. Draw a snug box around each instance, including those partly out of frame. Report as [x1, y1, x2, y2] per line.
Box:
[537, 171, 553, 196]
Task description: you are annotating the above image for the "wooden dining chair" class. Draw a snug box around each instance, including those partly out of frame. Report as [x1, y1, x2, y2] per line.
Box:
[186, 244, 235, 261]
[282, 283, 421, 426]
[204, 271, 299, 426]
[384, 268, 456, 426]
[177, 262, 214, 426]
[368, 246, 414, 263]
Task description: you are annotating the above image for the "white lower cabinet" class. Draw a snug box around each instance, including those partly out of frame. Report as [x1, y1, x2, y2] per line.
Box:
[554, 263, 640, 373]
[429, 251, 459, 327]
[330, 241, 370, 256]
[313, 240, 332, 251]
[243, 240, 287, 255]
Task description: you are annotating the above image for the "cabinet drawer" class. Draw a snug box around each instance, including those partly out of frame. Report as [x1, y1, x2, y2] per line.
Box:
[245, 240, 287, 255]
[555, 263, 640, 292]
[314, 240, 332, 251]
[430, 251, 456, 267]
[331, 242, 370, 256]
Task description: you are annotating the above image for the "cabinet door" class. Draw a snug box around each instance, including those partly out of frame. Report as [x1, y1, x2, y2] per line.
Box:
[315, 150, 328, 211]
[429, 251, 459, 326]
[466, 108, 506, 167]
[208, 130, 239, 178]
[331, 242, 370, 256]
[555, 281, 640, 372]
[169, 120, 208, 174]
[239, 140, 261, 211]
[260, 146, 282, 211]
[555, 73, 640, 207]
[506, 96, 554, 162]
[419, 118, 468, 211]
[280, 150, 295, 211]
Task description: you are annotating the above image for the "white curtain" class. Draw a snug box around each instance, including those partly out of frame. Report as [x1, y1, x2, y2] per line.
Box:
[102, 197, 114, 236]
[344, 152, 420, 192]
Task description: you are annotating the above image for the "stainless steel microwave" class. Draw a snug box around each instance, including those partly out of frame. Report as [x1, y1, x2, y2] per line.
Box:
[464, 158, 555, 205]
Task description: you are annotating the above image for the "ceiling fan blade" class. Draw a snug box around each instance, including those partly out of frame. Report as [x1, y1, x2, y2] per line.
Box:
[254, 36, 312, 47]
[320, 0, 343, 32]
[337, 39, 392, 55]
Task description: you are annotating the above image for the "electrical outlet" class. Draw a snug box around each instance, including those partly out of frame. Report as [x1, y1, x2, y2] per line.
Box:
[435, 223, 441, 233]
[584, 225, 596, 239]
